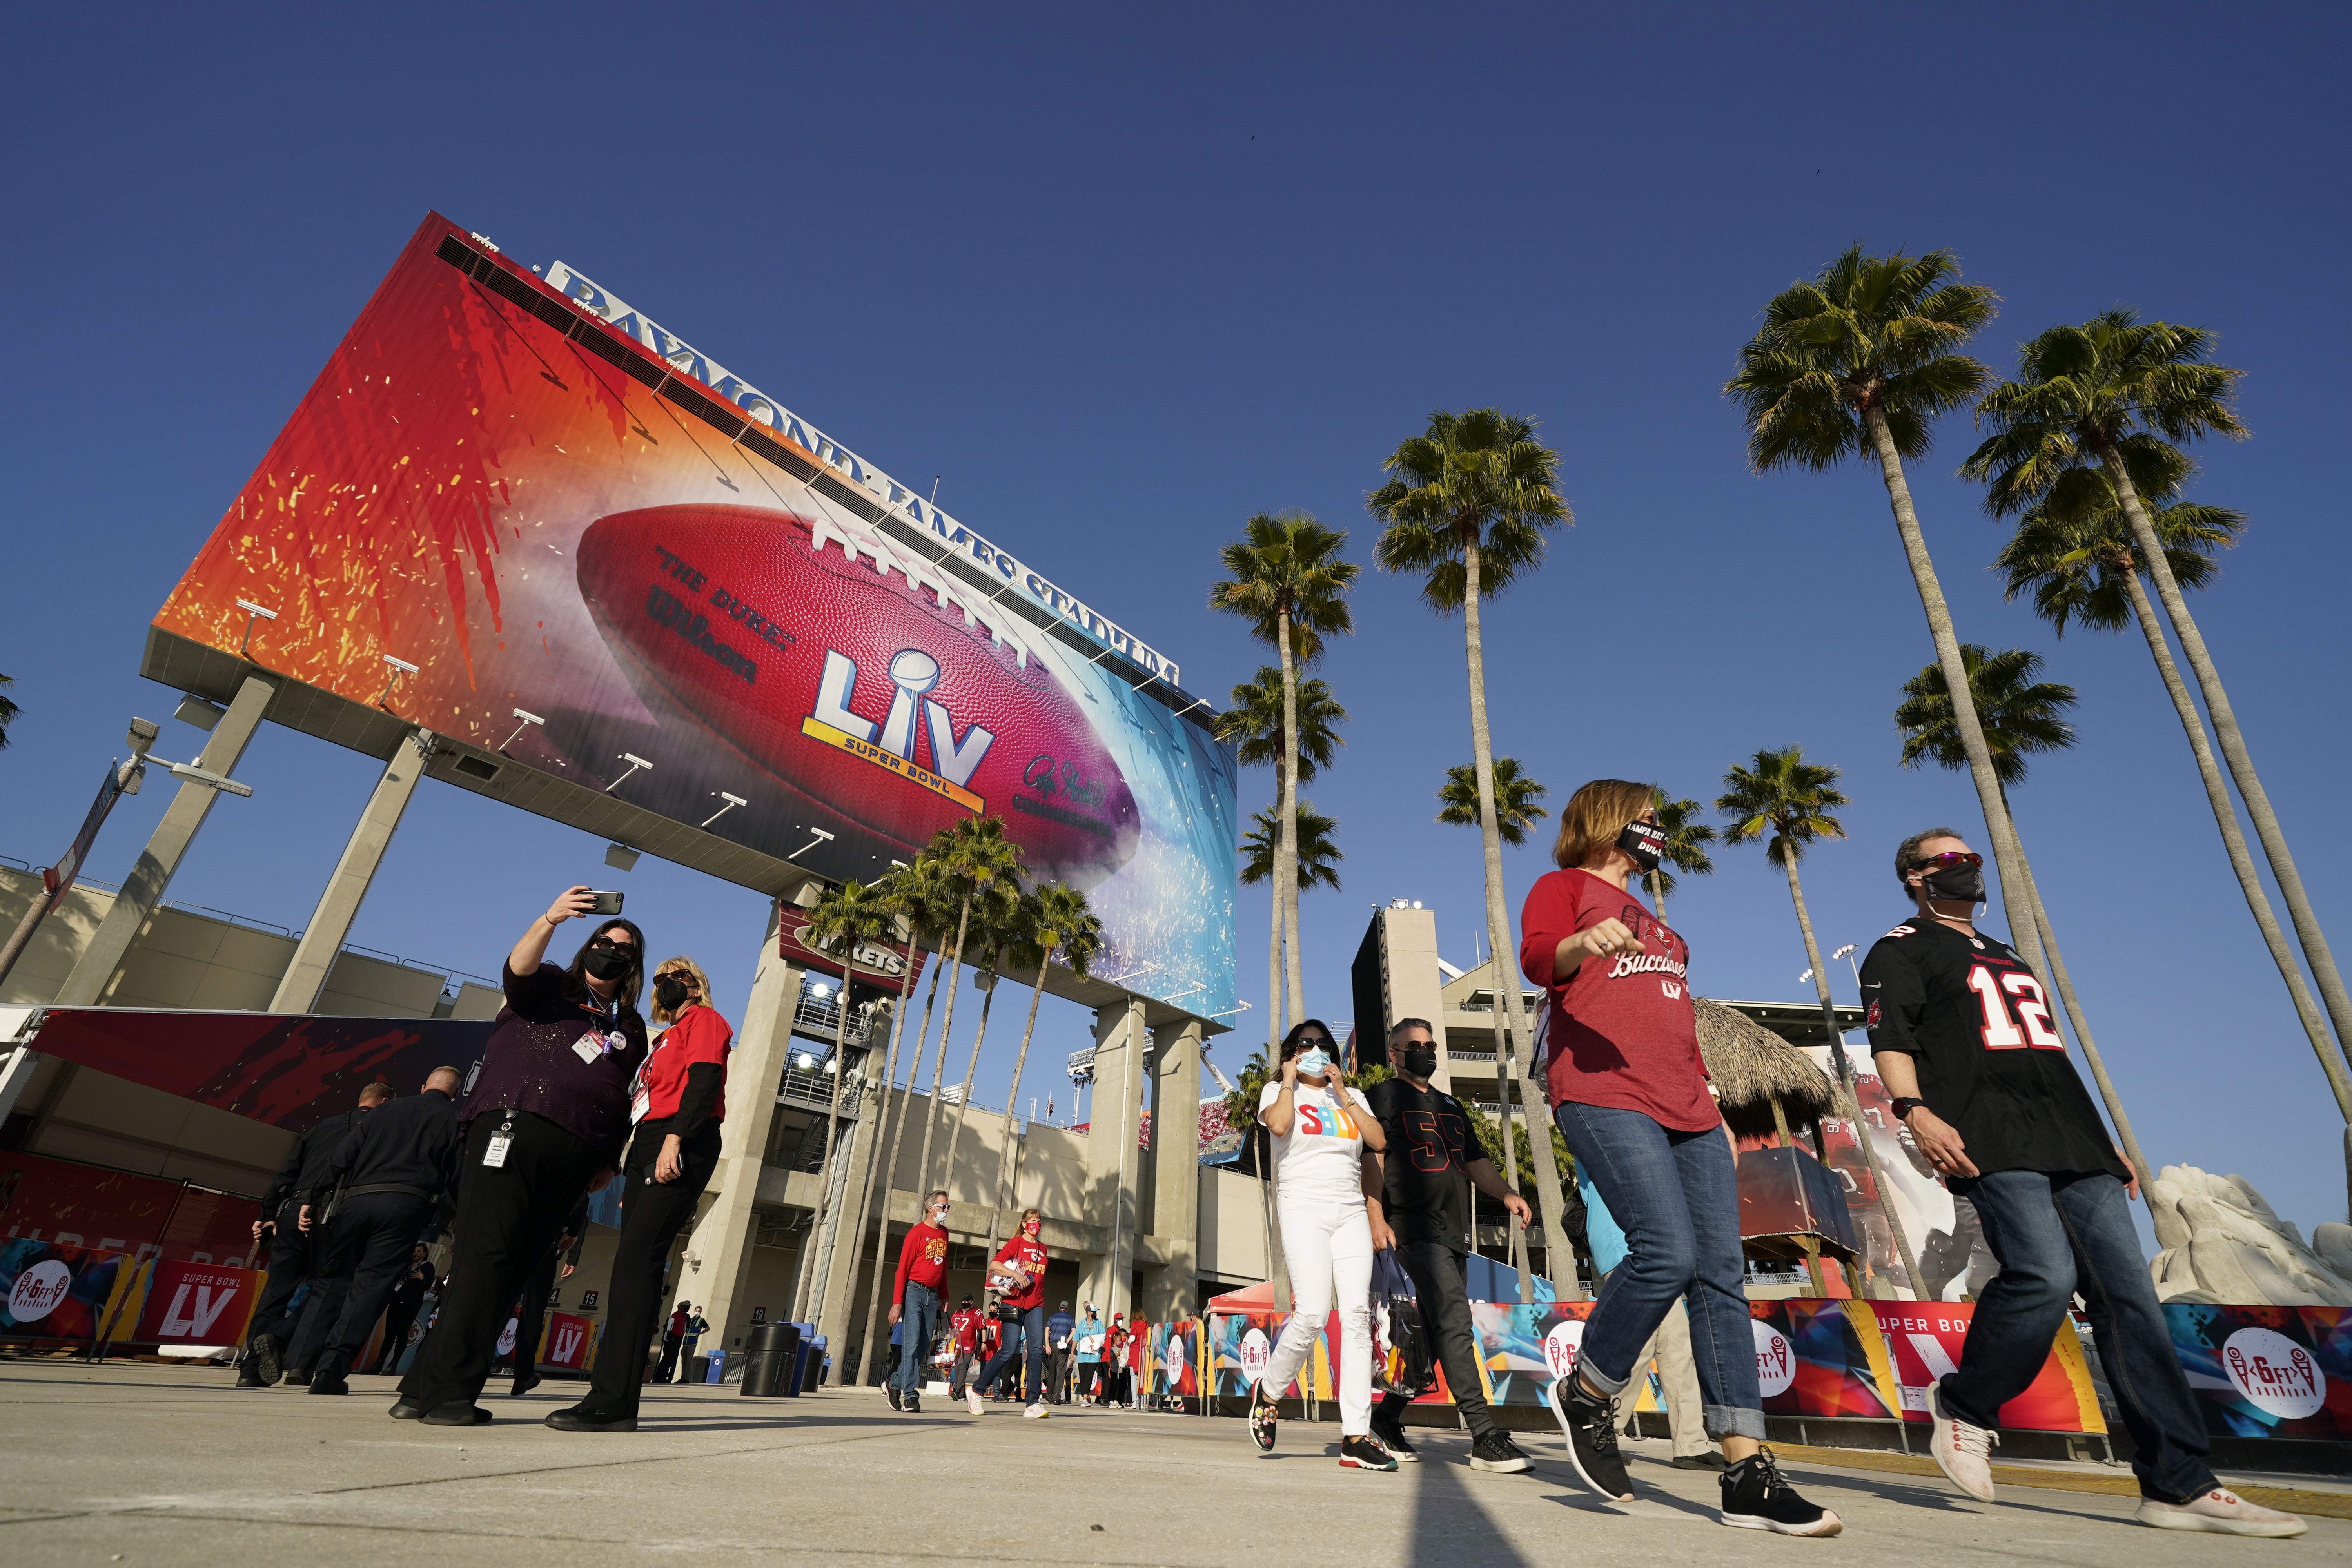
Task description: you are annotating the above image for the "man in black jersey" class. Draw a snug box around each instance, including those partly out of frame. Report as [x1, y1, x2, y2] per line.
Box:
[1361, 1018, 1534, 1475]
[1862, 829, 2302, 1539]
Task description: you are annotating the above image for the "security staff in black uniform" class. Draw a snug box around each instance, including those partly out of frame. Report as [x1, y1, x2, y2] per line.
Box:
[508, 1192, 590, 1397]
[290, 1067, 464, 1394]
[370, 1245, 433, 1376]
[237, 1081, 390, 1388]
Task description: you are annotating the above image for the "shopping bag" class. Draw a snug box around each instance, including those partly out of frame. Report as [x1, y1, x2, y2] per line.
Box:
[1369, 1250, 1432, 1397]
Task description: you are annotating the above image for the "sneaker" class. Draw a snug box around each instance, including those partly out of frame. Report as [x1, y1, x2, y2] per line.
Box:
[1469, 1430, 1533, 1474]
[1248, 1382, 1278, 1454]
[1928, 1385, 1996, 1502]
[887, 1385, 904, 1411]
[1341, 1434, 1398, 1471]
[1370, 1421, 1419, 1463]
[1720, 1449, 1841, 1537]
[1024, 1403, 1049, 1419]
[1672, 1452, 1730, 1470]
[903, 1393, 921, 1414]
[2136, 1488, 2307, 1538]
[1545, 1370, 1629, 1499]
[967, 1386, 984, 1416]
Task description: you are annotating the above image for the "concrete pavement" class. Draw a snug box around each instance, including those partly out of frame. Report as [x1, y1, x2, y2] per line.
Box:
[0, 1360, 2341, 1566]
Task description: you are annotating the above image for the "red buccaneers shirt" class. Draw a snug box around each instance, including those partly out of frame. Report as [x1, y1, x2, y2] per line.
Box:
[951, 1308, 980, 1353]
[1861, 918, 2123, 1178]
[992, 1234, 1048, 1311]
[1520, 868, 1715, 1131]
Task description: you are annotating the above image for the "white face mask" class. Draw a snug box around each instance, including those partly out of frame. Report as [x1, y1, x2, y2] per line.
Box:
[1296, 1047, 1332, 1078]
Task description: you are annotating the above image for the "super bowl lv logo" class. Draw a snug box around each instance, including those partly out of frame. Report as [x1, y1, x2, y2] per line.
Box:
[803, 648, 995, 813]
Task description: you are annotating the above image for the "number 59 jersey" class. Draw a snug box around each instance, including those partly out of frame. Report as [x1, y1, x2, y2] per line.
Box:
[1860, 918, 2125, 1180]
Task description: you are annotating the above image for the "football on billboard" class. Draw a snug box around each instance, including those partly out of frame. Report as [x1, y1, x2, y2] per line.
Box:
[576, 504, 1139, 884]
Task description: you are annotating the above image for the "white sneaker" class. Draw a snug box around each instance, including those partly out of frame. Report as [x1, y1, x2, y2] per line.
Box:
[2136, 1488, 2307, 1537]
[1024, 1403, 1049, 1419]
[1928, 1386, 1996, 1502]
[967, 1387, 984, 1416]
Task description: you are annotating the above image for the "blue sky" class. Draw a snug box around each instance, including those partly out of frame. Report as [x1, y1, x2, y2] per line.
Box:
[5, 5, 2346, 1236]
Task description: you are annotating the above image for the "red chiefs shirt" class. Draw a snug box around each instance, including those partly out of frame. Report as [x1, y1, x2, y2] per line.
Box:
[1127, 1321, 1149, 1370]
[894, 1221, 948, 1303]
[992, 1233, 1048, 1310]
[1520, 868, 1715, 1132]
[951, 1307, 980, 1352]
[632, 1007, 731, 1125]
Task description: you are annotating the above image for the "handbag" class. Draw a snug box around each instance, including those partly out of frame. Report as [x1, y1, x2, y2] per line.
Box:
[1369, 1250, 1434, 1397]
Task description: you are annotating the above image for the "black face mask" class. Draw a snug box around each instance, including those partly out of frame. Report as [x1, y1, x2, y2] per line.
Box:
[1397, 1045, 1439, 1079]
[1616, 820, 1668, 874]
[583, 946, 636, 983]
[653, 973, 693, 1012]
[1919, 861, 1985, 905]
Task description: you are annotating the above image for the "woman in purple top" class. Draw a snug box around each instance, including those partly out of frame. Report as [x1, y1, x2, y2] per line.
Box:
[394, 887, 648, 1426]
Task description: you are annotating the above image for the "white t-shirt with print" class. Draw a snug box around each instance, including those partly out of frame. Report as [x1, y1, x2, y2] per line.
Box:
[1258, 1080, 1376, 1202]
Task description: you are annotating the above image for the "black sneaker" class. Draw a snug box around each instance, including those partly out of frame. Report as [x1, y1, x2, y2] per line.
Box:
[904, 1392, 921, 1414]
[1248, 1383, 1278, 1454]
[1341, 1434, 1399, 1471]
[887, 1385, 904, 1412]
[1673, 1452, 1729, 1470]
[1469, 1429, 1533, 1474]
[1370, 1421, 1419, 1463]
[1720, 1449, 1842, 1537]
[1546, 1370, 1630, 1499]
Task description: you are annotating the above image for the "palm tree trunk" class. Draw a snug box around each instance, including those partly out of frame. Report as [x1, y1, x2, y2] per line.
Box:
[938, 965, 1001, 1191]
[912, 895, 975, 1194]
[1862, 407, 2048, 984]
[1782, 852, 1924, 1299]
[2099, 443, 2352, 1100]
[1459, 540, 1569, 1304]
[988, 948, 1058, 1251]
[1268, 838, 1285, 1054]
[794, 955, 862, 1323]
[1650, 873, 1666, 920]
[1276, 616, 1306, 1028]
[838, 948, 949, 1386]
[1260, 1122, 1290, 1312]
[1997, 785, 2176, 1245]
[2102, 560, 2352, 1121]
[820, 941, 926, 1378]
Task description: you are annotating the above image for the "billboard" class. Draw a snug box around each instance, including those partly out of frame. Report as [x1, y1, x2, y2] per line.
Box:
[152, 214, 1238, 1018]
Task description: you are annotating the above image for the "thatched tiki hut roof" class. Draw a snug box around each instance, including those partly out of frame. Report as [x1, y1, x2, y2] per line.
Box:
[1693, 997, 1835, 1141]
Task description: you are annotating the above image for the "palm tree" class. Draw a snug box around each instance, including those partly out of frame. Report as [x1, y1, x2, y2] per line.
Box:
[1241, 804, 1343, 902]
[0, 673, 18, 751]
[1893, 648, 2169, 1225]
[1369, 407, 1574, 1300]
[1218, 667, 1347, 1057]
[1725, 247, 2050, 987]
[1643, 790, 1717, 917]
[1719, 746, 1921, 1298]
[937, 891, 1024, 1191]
[1996, 459, 2351, 1120]
[1209, 513, 1359, 1035]
[793, 877, 898, 1322]
[1437, 757, 1548, 847]
[913, 824, 1024, 1193]
[984, 884, 1104, 1249]
[1965, 310, 2352, 1105]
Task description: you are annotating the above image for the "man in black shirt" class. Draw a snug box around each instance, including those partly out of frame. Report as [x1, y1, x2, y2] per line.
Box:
[289, 1067, 464, 1395]
[1362, 1018, 1534, 1475]
[237, 1081, 390, 1388]
[370, 1245, 433, 1376]
[1864, 829, 2301, 1538]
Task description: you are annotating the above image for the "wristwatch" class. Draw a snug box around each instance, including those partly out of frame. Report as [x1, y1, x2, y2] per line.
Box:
[1890, 1097, 1929, 1122]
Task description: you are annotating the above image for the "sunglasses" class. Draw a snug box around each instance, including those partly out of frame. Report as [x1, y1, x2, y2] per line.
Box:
[589, 935, 637, 951]
[1907, 851, 1983, 871]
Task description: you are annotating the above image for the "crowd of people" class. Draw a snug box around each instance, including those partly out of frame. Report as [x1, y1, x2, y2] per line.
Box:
[217, 808, 2307, 1541]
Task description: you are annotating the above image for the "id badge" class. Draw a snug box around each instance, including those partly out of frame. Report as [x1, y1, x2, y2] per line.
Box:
[483, 1133, 512, 1168]
[573, 1033, 604, 1065]
[630, 1088, 652, 1124]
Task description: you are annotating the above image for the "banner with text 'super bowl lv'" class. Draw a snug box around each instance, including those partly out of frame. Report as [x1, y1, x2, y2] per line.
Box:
[154, 213, 1239, 1018]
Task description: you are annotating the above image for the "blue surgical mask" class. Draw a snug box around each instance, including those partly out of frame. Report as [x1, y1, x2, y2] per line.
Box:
[1296, 1047, 1332, 1077]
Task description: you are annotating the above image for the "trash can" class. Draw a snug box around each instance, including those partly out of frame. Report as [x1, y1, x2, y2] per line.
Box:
[802, 1333, 828, 1393]
[741, 1322, 801, 1397]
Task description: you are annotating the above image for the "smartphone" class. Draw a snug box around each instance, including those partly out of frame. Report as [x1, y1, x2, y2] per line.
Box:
[588, 890, 625, 916]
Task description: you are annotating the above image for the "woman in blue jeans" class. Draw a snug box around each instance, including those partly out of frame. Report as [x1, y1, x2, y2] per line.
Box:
[1520, 780, 1838, 1537]
[968, 1209, 1051, 1418]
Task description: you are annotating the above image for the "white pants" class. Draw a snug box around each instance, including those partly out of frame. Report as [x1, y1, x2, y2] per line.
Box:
[1261, 1192, 1374, 1436]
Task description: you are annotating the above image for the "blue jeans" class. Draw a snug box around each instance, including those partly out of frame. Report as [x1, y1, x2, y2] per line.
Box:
[1553, 1101, 1764, 1441]
[975, 1303, 1043, 1403]
[1945, 1169, 2215, 1503]
[891, 1282, 942, 1395]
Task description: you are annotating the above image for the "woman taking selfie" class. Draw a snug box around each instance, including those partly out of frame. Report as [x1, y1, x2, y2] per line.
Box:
[1522, 782, 1838, 1535]
[1246, 1019, 1393, 1471]
[550, 955, 732, 1432]
[396, 887, 648, 1427]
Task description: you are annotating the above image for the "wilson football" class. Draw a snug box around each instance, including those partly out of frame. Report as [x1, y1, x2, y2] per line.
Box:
[575, 503, 1139, 886]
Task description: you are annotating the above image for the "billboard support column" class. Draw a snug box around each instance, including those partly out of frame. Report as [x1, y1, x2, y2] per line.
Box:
[1143, 1018, 1203, 1322]
[53, 672, 276, 1008]
[809, 1110, 872, 1334]
[1080, 996, 1147, 1321]
[680, 902, 803, 1360]
[268, 727, 436, 1014]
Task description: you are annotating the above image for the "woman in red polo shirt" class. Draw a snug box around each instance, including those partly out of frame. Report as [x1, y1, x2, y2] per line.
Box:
[550, 956, 732, 1433]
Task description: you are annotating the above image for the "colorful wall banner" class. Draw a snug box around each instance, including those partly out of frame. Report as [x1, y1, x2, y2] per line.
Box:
[131, 1259, 259, 1347]
[151, 215, 1238, 1018]
[1, 1151, 258, 1265]
[543, 1311, 594, 1370]
[2, 1240, 136, 1341]
[2167, 1303, 2350, 1441]
[1868, 1301, 2105, 1433]
[1749, 1299, 1899, 1419]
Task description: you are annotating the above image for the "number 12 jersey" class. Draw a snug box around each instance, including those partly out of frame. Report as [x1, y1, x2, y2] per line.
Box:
[1860, 917, 2125, 1179]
